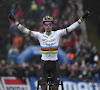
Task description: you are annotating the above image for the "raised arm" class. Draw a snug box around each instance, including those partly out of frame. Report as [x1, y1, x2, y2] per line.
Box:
[8, 13, 39, 37]
[57, 10, 90, 36]
[67, 10, 90, 33]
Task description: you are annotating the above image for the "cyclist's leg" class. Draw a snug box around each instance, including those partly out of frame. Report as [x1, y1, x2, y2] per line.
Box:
[39, 76, 47, 90]
[51, 61, 60, 90]
[39, 60, 48, 90]
[52, 77, 60, 90]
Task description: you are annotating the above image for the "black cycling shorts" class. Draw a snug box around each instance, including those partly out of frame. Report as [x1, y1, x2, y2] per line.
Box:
[39, 60, 60, 83]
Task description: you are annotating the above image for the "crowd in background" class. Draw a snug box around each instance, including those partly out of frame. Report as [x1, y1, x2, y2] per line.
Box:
[0, 0, 100, 82]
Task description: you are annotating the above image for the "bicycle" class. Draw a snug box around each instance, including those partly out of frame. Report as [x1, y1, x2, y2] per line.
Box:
[37, 75, 64, 90]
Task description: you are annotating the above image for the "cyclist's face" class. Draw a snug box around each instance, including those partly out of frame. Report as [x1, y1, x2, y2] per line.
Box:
[43, 22, 54, 32]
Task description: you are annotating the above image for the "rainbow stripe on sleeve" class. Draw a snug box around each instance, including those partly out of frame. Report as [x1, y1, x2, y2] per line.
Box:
[28, 30, 31, 36]
[41, 46, 58, 54]
[66, 28, 69, 33]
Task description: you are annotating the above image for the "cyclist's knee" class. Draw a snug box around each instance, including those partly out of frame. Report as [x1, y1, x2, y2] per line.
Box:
[39, 77, 47, 90]
[41, 85, 47, 90]
[52, 78, 60, 90]
[52, 85, 59, 90]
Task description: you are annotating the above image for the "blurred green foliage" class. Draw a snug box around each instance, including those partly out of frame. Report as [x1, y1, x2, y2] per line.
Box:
[86, 21, 100, 53]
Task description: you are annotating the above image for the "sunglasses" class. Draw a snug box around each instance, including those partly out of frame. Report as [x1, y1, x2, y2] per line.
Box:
[44, 22, 52, 26]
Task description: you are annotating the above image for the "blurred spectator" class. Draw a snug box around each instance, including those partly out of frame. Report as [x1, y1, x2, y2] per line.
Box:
[62, 36, 75, 51]
[31, 1, 38, 11]
[12, 33, 23, 52]
[10, 4, 15, 14]
[16, 10, 24, 19]
[8, 44, 19, 63]
[36, 0, 43, 5]
[52, 5, 60, 17]
[15, 5, 24, 19]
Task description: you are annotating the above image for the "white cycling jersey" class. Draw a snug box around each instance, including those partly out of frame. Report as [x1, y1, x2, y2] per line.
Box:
[16, 19, 82, 61]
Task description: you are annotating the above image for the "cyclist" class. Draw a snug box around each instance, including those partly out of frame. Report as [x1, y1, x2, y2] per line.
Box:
[8, 10, 90, 90]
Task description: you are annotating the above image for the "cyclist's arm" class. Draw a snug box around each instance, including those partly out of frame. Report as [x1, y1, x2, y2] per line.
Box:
[57, 10, 90, 36]
[57, 17, 83, 37]
[66, 17, 83, 33]
[15, 22, 39, 37]
[8, 13, 39, 38]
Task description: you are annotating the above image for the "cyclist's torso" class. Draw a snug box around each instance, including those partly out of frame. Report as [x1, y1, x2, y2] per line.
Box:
[38, 31, 60, 61]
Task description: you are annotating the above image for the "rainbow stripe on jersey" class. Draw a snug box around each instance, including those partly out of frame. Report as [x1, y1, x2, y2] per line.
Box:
[41, 46, 58, 54]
